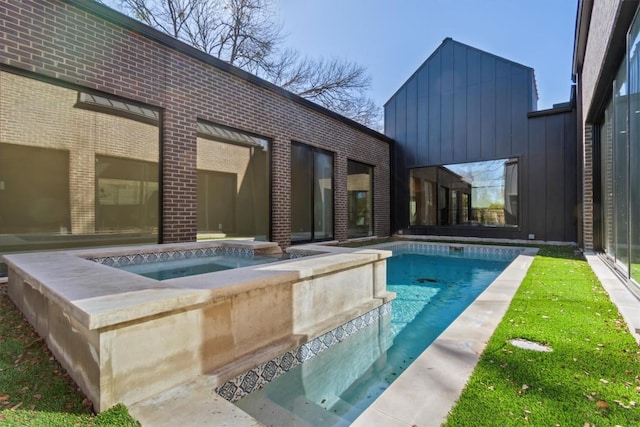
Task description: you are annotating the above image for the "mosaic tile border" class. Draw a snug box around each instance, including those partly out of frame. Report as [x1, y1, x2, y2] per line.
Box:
[378, 242, 523, 261]
[215, 302, 393, 402]
[88, 246, 255, 268]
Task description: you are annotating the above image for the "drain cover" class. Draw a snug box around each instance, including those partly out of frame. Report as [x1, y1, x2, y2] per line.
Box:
[509, 339, 552, 352]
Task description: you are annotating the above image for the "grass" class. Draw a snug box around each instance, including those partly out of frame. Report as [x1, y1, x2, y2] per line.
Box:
[444, 246, 640, 426]
[0, 286, 139, 426]
[2, 244, 639, 426]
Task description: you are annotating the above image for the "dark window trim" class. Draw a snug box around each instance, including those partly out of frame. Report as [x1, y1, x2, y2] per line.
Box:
[290, 141, 335, 244]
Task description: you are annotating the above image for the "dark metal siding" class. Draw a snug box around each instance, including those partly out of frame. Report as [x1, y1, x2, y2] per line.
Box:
[386, 38, 578, 242]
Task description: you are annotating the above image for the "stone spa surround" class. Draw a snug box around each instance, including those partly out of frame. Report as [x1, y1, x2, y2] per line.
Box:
[2, 241, 394, 412]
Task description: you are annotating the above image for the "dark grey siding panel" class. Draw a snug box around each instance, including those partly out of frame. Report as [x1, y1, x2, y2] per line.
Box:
[417, 67, 429, 166]
[511, 67, 530, 155]
[527, 117, 547, 238]
[428, 51, 441, 163]
[564, 112, 578, 242]
[526, 110, 578, 242]
[495, 60, 512, 158]
[453, 43, 467, 160]
[406, 77, 419, 166]
[440, 41, 454, 164]
[466, 48, 482, 160]
[480, 54, 496, 159]
[544, 114, 565, 239]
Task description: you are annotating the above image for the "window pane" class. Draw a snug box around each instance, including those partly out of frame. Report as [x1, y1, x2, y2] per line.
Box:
[409, 158, 517, 227]
[614, 59, 629, 271]
[314, 151, 333, 239]
[347, 161, 373, 238]
[196, 131, 270, 241]
[0, 72, 159, 276]
[291, 144, 312, 242]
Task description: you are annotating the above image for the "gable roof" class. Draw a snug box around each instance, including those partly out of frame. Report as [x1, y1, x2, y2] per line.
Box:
[384, 37, 537, 107]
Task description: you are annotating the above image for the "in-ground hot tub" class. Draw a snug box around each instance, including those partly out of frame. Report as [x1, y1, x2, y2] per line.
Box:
[2, 240, 393, 412]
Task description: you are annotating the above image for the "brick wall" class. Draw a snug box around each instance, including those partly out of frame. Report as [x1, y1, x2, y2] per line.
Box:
[0, 0, 391, 247]
[582, 124, 594, 250]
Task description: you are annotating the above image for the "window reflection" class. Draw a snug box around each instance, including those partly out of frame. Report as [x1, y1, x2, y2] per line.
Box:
[409, 158, 518, 227]
[347, 161, 373, 238]
[0, 71, 160, 276]
[196, 122, 270, 241]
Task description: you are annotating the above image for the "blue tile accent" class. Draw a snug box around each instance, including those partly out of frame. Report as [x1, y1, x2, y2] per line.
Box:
[215, 302, 392, 402]
[88, 246, 257, 267]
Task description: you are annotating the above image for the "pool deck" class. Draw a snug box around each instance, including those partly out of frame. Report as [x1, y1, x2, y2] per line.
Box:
[128, 247, 640, 427]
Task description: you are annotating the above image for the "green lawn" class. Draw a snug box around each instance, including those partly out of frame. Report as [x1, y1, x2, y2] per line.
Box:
[444, 246, 640, 426]
[0, 287, 138, 427]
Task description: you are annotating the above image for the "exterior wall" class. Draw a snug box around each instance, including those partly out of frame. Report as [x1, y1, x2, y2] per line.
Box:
[526, 110, 578, 243]
[0, 0, 391, 248]
[386, 38, 577, 242]
[576, 0, 638, 251]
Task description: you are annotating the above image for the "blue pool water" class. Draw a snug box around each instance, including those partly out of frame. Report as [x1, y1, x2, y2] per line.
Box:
[118, 255, 283, 280]
[235, 251, 513, 426]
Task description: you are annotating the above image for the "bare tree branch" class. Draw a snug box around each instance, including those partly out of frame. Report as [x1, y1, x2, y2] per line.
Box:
[105, 0, 382, 127]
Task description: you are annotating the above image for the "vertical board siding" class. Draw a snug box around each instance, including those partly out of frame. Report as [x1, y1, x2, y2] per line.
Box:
[406, 77, 419, 166]
[466, 48, 482, 161]
[428, 51, 441, 163]
[480, 54, 497, 159]
[386, 38, 577, 242]
[495, 60, 512, 159]
[544, 114, 566, 239]
[440, 41, 454, 164]
[453, 43, 468, 161]
[417, 66, 429, 166]
[527, 117, 547, 237]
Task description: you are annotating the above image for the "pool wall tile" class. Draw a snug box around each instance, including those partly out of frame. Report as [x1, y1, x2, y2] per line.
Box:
[88, 246, 256, 266]
[215, 302, 393, 402]
[375, 242, 523, 262]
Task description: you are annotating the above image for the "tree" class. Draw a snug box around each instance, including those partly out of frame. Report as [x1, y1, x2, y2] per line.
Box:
[107, 0, 381, 128]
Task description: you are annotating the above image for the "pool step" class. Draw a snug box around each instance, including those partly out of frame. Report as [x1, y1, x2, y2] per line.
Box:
[128, 376, 263, 427]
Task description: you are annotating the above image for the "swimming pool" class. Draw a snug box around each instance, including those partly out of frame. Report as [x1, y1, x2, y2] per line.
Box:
[118, 254, 285, 280]
[235, 249, 515, 426]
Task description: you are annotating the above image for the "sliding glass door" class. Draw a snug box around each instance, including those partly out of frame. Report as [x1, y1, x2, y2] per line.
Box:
[291, 142, 333, 242]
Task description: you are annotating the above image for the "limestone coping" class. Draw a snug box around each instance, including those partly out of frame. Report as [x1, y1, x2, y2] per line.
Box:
[2, 241, 391, 331]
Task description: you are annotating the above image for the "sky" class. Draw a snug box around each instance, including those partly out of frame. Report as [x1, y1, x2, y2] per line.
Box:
[276, 0, 578, 111]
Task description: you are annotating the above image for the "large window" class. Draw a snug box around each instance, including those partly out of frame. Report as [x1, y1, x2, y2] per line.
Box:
[291, 142, 333, 242]
[600, 10, 640, 287]
[347, 160, 373, 238]
[409, 158, 518, 228]
[96, 156, 158, 233]
[0, 72, 160, 275]
[196, 122, 270, 241]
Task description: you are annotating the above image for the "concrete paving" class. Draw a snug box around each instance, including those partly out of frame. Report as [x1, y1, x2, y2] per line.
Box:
[584, 253, 640, 344]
